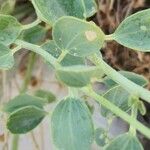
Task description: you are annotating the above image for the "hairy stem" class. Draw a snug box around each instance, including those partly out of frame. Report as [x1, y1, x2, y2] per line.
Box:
[82, 86, 150, 139]
[15, 40, 59, 67]
[129, 104, 138, 136]
[22, 18, 41, 30]
[90, 54, 150, 103]
[57, 50, 68, 63]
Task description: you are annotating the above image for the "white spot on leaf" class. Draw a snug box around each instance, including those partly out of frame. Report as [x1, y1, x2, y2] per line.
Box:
[85, 31, 97, 41]
[140, 25, 147, 31]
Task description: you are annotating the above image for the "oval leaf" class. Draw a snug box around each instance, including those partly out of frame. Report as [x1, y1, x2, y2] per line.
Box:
[7, 106, 47, 134]
[103, 71, 148, 89]
[32, 0, 97, 25]
[51, 97, 94, 150]
[42, 40, 85, 66]
[56, 65, 99, 87]
[3, 94, 47, 113]
[104, 133, 144, 150]
[0, 43, 14, 69]
[19, 25, 46, 44]
[113, 9, 150, 52]
[0, 15, 22, 45]
[34, 89, 56, 103]
[101, 86, 130, 118]
[53, 17, 105, 57]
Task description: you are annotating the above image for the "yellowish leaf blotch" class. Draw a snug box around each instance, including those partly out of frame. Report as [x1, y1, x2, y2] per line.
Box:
[85, 31, 97, 41]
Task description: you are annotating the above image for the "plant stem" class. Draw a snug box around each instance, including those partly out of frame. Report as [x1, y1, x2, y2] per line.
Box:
[105, 34, 114, 41]
[57, 50, 68, 63]
[15, 40, 59, 68]
[129, 104, 138, 136]
[82, 87, 150, 139]
[22, 18, 41, 30]
[12, 135, 19, 150]
[11, 52, 36, 150]
[68, 87, 79, 98]
[89, 54, 150, 103]
[12, 46, 21, 54]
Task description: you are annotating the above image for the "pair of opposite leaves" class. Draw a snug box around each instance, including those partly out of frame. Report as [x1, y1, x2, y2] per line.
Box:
[41, 11, 150, 87]
[32, 0, 150, 52]
[31, 0, 150, 87]
[5, 90, 56, 133]
[0, 1, 150, 70]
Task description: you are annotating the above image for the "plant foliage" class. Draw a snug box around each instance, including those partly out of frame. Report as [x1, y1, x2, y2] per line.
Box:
[0, 0, 150, 149]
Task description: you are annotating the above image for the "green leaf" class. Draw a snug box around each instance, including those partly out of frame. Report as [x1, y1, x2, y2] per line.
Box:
[101, 86, 130, 118]
[0, 43, 14, 69]
[95, 128, 109, 147]
[112, 9, 150, 52]
[3, 94, 47, 113]
[104, 133, 144, 150]
[42, 40, 61, 58]
[51, 97, 94, 150]
[60, 54, 85, 66]
[103, 71, 148, 89]
[19, 25, 46, 44]
[0, 15, 22, 45]
[42, 40, 85, 66]
[53, 16, 105, 57]
[56, 65, 99, 87]
[34, 89, 56, 103]
[31, 0, 97, 25]
[7, 106, 47, 134]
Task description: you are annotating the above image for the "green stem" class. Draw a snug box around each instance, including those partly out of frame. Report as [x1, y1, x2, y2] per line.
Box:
[105, 34, 114, 41]
[22, 18, 41, 30]
[12, 135, 19, 150]
[89, 54, 150, 103]
[12, 46, 21, 54]
[68, 87, 79, 98]
[12, 52, 36, 150]
[57, 50, 68, 63]
[14, 40, 59, 68]
[82, 86, 150, 139]
[129, 104, 138, 136]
